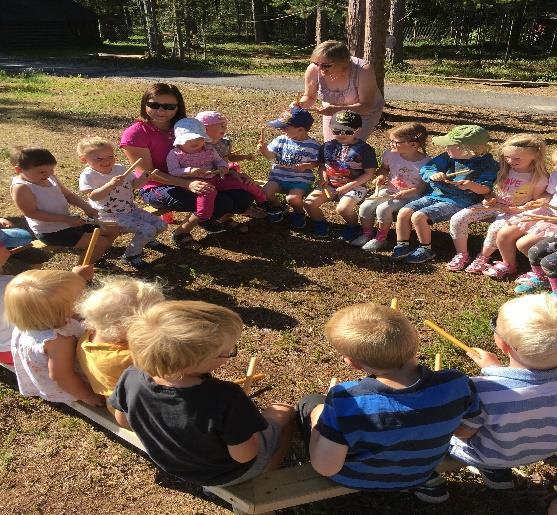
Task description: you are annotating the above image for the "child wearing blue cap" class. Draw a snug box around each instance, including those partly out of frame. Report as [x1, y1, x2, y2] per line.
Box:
[258, 107, 321, 229]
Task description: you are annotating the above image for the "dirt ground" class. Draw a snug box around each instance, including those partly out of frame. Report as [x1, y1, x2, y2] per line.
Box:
[0, 77, 556, 514]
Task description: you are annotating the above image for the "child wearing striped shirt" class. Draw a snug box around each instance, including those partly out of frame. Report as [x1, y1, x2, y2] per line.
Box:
[449, 293, 557, 489]
[297, 303, 480, 503]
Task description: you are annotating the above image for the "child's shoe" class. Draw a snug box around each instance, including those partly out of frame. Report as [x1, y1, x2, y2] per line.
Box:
[350, 228, 376, 247]
[145, 239, 170, 252]
[362, 237, 389, 252]
[465, 254, 490, 274]
[290, 212, 306, 229]
[483, 261, 516, 278]
[474, 467, 514, 490]
[446, 252, 470, 271]
[312, 219, 329, 239]
[514, 276, 550, 294]
[515, 271, 537, 284]
[406, 246, 436, 264]
[121, 254, 149, 270]
[390, 243, 412, 260]
[338, 224, 361, 243]
[160, 212, 174, 224]
[198, 219, 227, 234]
[412, 472, 449, 503]
[266, 203, 288, 223]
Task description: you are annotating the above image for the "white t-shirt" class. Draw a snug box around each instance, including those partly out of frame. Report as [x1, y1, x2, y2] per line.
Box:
[0, 275, 14, 353]
[79, 164, 135, 216]
[496, 169, 548, 206]
[382, 151, 429, 194]
[546, 172, 557, 207]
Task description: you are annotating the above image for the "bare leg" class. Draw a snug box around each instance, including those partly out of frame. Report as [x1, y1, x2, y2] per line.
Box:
[516, 233, 544, 257]
[263, 181, 282, 207]
[396, 207, 414, 241]
[75, 229, 118, 264]
[496, 225, 525, 267]
[304, 190, 328, 220]
[412, 211, 431, 244]
[453, 237, 468, 254]
[260, 403, 296, 472]
[285, 189, 306, 214]
[336, 196, 358, 225]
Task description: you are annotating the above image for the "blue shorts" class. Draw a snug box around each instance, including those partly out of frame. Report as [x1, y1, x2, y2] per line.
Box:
[269, 179, 313, 195]
[404, 196, 462, 223]
[0, 228, 33, 248]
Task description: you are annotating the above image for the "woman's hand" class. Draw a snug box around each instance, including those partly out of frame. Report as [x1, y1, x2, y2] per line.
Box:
[309, 105, 339, 117]
[66, 215, 86, 227]
[188, 180, 216, 194]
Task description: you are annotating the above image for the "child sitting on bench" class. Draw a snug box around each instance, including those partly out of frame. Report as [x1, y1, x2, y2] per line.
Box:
[297, 303, 480, 503]
[110, 300, 295, 486]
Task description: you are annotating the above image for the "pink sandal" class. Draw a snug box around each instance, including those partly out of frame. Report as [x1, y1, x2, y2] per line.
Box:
[446, 253, 471, 272]
[465, 255, 490, 274]
[483, 261, 517, 278]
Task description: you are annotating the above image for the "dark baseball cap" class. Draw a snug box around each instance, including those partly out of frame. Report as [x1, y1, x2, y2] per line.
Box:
[267, 107, 314, 130]
[330, 110, 362, 131]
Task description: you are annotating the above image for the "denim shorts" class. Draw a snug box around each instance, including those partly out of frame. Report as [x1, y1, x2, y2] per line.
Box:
[269, 179, 313, 195]
[404, 196, 462, 224]
[0, 228, 33, 248]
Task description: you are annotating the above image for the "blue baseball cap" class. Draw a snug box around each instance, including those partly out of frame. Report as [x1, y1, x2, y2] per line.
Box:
[267, 107, 314, 130]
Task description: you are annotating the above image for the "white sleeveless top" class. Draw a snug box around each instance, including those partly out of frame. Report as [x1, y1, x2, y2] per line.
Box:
[11, 175, 70, 235]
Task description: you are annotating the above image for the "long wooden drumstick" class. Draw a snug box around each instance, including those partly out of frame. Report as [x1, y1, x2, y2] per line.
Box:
[82, 227, 101, 266]
[233, 372, 265, 385]
[423, 320, 480, 357]
[242, 357, 259, 392]
[328, 377, 338, 391]
[390, 298, 398, 310]
[434, 353, 442, 371]
[121, 158, 143, 179]
[445, 169, 471, 178]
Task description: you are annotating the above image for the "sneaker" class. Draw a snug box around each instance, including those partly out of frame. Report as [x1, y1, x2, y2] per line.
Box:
[362, 237, 389, 252]
[412, 472, 449, 503]
[406, 246, 436, 264]
[121, 254, 149, 270]
[515, 271, 537, 284]
[350, 231, 375, 247]
[514, 276, 550, 294]
[290, 212, 306, 229]
[390, 243, 412, 260]
[465, 254, 490, 274]
[446, 253, 471, 272]
[338, 225, 361, 243]
[475, 467, 514, 490]
[312, 219, 329, 239]
[198, 220, 227, 234]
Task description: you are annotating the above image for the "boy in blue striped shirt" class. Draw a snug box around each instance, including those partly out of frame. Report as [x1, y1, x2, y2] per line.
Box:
[449, 293, 557, 489]
[297, 303, 480, 503]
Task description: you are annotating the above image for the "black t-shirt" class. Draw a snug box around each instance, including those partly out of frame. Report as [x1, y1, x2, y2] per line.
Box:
[108, 367, 268, 485]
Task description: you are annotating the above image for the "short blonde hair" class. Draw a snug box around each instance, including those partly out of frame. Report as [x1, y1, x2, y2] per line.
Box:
[4, 270, 85, 331]
[311, 40, 351, 64]
[76, 136, 113, 157]
[496, 293, 557, 369]
[325, 303, 418, 369]
[128, 300, 243, 378]
[76, 276, 164, 341]
[459, 143, 490, 157]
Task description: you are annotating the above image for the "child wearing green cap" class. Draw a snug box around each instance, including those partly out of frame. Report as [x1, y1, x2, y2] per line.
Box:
[391, 125, 498, 264]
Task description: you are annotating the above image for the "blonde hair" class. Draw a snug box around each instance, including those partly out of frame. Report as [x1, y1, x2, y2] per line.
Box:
[459, 143, 490, 157]
[311, 40, 351, 64]
[325, 303, 418, 369]
[4, 270, 85, 331]
[495, 134, 547, 192]
[390, 123, 428, 155]
[76, 136, 113, 157]
[551, 148, 557, 166]
[128, 300, 243, 379]
[497, 293, 557, 369]
[76, 276, 164, 341]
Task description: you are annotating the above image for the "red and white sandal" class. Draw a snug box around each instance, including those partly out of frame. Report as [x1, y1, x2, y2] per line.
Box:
[482, 261, 517, 278]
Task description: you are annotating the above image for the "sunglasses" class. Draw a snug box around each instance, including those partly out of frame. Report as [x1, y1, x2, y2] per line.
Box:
[332, 129, 355, 136]
[217, 344, 238, 359]
[311, 62, 333, 69]
[146, 101, 178, 111]
[390, 140, 409, 145]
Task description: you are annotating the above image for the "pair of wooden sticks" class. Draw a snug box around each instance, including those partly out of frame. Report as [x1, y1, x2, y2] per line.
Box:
[233, 357, 266, 393]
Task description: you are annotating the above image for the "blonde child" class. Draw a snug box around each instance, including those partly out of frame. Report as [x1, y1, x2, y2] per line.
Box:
[77, 137, 167, 270]
[4, 269, 104, 406]
[10, 147, 115, 264]
[76, 276, 164, 398]
[109, 300, 295, 486]
[304, 110, 377, 241]
[449, 294, 557, 489]
[259, 107, 321, 228]
[483, 147, 556, 279]
[167, 118, 267, 235]
[297, 303, 479, 502]
[391, 125, 498, 263]
[447, 134, 548, 272]
[352, 122, 429, 250]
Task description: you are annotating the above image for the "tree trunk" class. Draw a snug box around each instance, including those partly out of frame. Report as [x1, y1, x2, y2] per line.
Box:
[172, 0, 185, 59]
[346, 0, 366, 58]
[315, 4, 329, 44]
[386, 0, 404, 64]
[251, 0, 268, 43]
[304, 10, 317, 45]
[363, 0, 390, 95]
[140, 0, 164, 58]
[234, 0, 242, 36]
[508, 0, 528, 52]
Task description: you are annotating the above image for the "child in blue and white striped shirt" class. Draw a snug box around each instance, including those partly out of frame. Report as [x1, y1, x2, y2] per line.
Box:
[449, 293, 557, 489]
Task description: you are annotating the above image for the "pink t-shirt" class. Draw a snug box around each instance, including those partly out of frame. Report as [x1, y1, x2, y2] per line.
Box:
[495, 169, 548, 206]
[120, 121, 175, 190]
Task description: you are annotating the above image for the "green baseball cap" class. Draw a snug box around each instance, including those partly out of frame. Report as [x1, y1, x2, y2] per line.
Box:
[432, 125, 490, 147]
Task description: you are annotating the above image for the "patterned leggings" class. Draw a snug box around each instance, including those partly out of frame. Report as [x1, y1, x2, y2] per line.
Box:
[449, 204, 510, 248]
[527, 236, 557, 278]
[358, 188, 419, 225]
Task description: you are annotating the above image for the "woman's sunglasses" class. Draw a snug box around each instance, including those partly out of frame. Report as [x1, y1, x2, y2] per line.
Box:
[311, 62, 333, 69]
[146, 101, 178, 111]
[332, 129, 355, 136]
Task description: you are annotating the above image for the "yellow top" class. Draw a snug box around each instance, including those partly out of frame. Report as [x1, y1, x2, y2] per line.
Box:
[77, 334, 132, 397]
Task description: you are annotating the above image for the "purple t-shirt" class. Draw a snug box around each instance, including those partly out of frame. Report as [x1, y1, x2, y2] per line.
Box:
[120, 121, 175, 190]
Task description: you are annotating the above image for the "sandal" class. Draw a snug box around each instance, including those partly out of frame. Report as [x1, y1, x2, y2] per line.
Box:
[483, 261, 517, 278]
[515, 271, 537, 284]
[465, 255, 490, 274]
[446, 253, 470, 272]
[172, 232, 197, 249]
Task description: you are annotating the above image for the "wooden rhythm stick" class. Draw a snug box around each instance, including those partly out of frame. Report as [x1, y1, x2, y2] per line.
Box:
[328, 377, 338, 391]
[323, 187, 333, 199]
[242, 357, 259, 392]
[259, 127, 265, 144]
[82, 227, 101, 266]
[520, 214, 557, 223]
[373, 182, 380, 197]
[468, 205, 505, 212]
[233, 372, 265, 385]
[121, 158, 143, 179]
[367, 194, 394, 201]
[390, 298, 398, 310]
[434, 353, 442, 371]
[9, 243, 34, 255]
[423, 320, 480, 358]
[445, 169, 471, 178]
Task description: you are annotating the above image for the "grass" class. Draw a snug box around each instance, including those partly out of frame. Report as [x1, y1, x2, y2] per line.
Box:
[0, 71, 556, 514]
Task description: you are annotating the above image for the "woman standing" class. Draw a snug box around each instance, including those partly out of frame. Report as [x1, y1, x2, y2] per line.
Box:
[296, 40, 384, 142]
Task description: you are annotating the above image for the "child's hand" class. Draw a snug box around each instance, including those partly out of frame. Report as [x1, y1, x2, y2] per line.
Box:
[454, 179, 472, 190]
[292, 162, 314, 171]
[72, 264, 94, 282]
[66, 215, 85, 227]
[194, 168, 218, 179]
[430, 172, 447, 182]
[257, 127, 266, 152]
[216, 166, 229, 177]
[523, 198, 548, 209]
[392, 189, 411, 199]
[83, 206, 98, 219]
[82, 391, 106, 407]
[237, 172, 254, 185]
[482, 197, 497, 207]
[467, 348, 502, 368]
[373, 175, 386, 187]
[0, 217, 14, 228]
[109, 175, 126, 188]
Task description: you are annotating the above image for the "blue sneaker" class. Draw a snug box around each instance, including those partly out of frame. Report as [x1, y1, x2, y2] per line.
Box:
[412, 472, 449, 503]
[268, 211, 285, 223]
[514, 276, 550, 294]
[312, 219, 329, 238]
[290, 212, 306, 229]
[406, 246, 436, 264]
[338, 224, 361, 243]
[390, 243, 412, 260]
